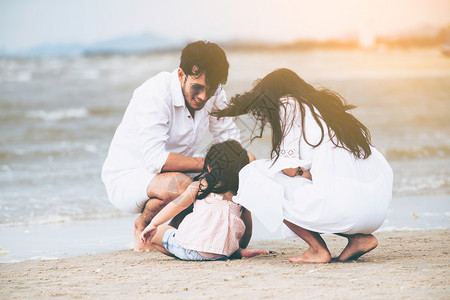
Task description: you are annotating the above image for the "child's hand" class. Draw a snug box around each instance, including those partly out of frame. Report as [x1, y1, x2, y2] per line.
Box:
[140, 223, 158, 243]
[238, 248, 269, 258]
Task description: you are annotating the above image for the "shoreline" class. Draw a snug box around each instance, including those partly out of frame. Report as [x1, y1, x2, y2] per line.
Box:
[1, 229, 449, 299]
[1, 194, 449, 264]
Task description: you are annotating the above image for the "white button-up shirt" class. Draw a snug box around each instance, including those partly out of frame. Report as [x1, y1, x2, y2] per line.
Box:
[102, 69, 241, 185]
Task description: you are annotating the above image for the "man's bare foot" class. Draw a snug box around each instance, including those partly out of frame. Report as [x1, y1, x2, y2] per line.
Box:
[289, 247, 331, 263]
[337, 234, 378, 261]
[133, 228, 156, 251]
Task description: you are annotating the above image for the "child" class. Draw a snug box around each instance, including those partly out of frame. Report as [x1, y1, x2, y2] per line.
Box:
[140, 140, 268, 261]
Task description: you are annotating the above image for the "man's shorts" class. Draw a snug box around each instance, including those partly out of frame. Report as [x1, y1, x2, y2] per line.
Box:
[104, 167, 154, 214]
[104, 167, 200, 214]
[162, 228, 227, 261]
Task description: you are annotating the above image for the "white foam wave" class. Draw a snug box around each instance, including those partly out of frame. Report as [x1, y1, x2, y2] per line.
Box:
[422, 212, 441, 217]
[16, 71, 33, 82]
[386, 145, 450, 160]
[395, 177, 449, 194]
[25, 108, 89, 121]
[0, 211, 128, 228]
[83, 144, 99, 153]
[378, 226, 426, 232]
[0, 71, 33, 83]
[80, 69, 100, 80]
[29, 256, 59, 261]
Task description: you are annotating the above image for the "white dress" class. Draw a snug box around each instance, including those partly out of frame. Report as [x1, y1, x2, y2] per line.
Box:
[235, 97, 393, 235]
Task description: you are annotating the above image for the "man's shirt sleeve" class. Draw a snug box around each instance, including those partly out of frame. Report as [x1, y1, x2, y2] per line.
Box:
[133, 88, 171, 174]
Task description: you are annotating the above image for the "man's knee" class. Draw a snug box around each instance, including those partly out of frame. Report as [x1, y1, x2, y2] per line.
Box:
[147, 172, 193, 201]
[172, 173, 193, 193]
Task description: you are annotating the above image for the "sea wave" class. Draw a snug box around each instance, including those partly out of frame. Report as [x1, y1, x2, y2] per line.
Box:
[14, 71, 33, 82]
[385, 145, 450, 160]
[0, 71, 33, 83]
[89, 106, 126, 116]
[394, 176, 450, 196]
[25, 108, 89, 121]
[0, 143, 102, 160]
[0, 210, 128, 228]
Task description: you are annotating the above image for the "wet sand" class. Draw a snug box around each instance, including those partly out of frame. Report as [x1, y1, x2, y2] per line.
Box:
[1, 229, 448, 299]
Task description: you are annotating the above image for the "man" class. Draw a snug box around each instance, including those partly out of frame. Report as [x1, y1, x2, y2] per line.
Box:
[102, 41, 241, 250]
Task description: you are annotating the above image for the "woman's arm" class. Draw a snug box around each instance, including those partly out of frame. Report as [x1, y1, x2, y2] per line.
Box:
[278, 99, 308, 178]
[282, 167, 312, 180]
[282, 167, 298, 177]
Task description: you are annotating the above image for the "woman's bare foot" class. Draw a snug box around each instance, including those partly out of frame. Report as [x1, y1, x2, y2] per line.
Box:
[337, 234, 378, 261]
[289, 247, 331, 263]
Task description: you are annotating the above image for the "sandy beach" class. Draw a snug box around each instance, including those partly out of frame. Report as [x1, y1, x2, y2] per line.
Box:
[1, 229, 448, 299]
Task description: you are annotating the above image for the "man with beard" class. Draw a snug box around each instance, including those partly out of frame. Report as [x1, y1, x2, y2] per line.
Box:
[102, 41, 241, 250]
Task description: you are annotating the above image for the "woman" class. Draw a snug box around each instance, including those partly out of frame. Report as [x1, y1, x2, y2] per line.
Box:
[213, 68, 393, 263]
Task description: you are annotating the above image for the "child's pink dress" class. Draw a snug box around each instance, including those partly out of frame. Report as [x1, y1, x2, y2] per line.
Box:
[176, 193, 246, 257]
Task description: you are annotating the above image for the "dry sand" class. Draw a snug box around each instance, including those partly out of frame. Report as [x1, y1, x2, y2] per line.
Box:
[1, 229, 448, 299]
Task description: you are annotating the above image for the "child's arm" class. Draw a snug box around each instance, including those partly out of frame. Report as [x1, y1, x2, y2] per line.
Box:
[140, 181, 200, 243]
[236, 247, 268, 258]
[239, 208, 253, 249]
[232, 208, 268, 259]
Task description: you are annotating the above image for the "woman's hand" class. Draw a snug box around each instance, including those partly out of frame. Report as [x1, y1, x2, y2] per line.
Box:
[282, 167, 299, 177]
[282, 167, 312, 180]
[300, 168, 312, 180]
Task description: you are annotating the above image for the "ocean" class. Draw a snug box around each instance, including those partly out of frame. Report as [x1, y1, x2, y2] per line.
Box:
[1, 49, 449, 262]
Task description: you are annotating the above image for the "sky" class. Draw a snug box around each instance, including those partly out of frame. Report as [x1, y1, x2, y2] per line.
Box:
[1, 0, 449, 51]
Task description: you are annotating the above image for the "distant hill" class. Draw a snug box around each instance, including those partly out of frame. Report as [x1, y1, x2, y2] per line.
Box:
[3, 32, 183, 57]
[374, 24, 448, 49]
[2, 25, 449, 57]
[223, 25, 448, 52]
[14, 43, 86, 57]
[85, 32, 182, 55]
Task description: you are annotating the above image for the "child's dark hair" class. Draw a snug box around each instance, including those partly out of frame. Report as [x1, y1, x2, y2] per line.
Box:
[194, 140, 249, 199]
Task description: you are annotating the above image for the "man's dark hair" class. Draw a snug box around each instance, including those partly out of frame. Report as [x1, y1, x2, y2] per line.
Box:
[180, 41, 229, 90]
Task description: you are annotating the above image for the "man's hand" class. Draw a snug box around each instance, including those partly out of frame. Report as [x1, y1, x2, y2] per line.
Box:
[140, 223, 158, 243]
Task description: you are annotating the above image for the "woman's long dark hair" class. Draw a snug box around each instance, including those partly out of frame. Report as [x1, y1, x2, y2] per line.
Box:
[212, 68, 372, 162]
[194, 140, 250, 200]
